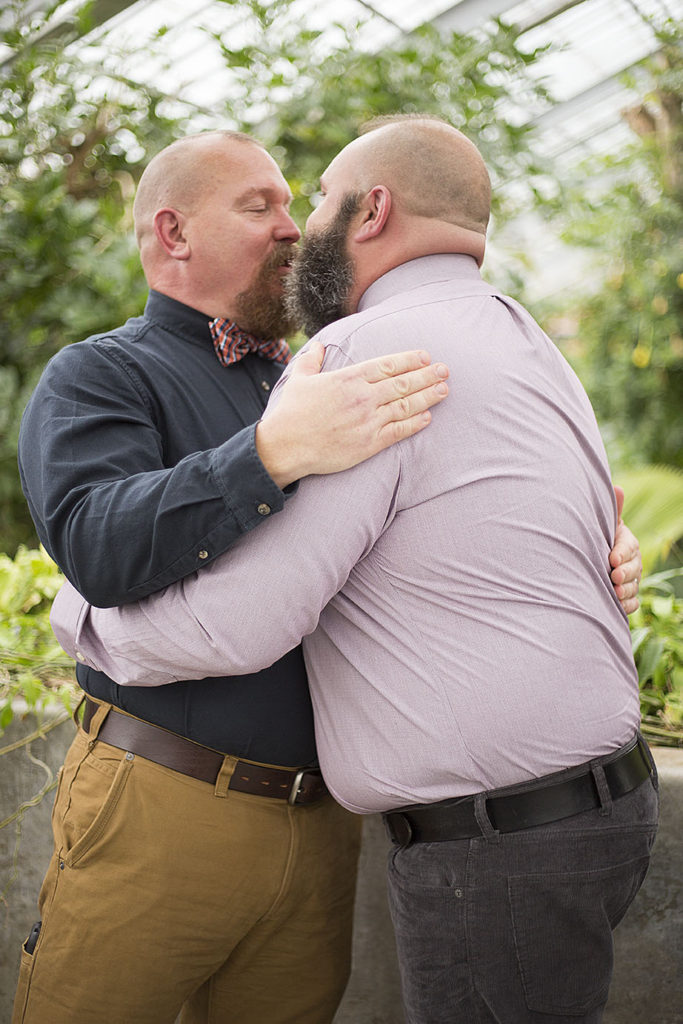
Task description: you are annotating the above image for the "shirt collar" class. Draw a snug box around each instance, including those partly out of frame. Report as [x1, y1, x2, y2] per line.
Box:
[357, 255, 482, 314]
[144, 290, 214, 348]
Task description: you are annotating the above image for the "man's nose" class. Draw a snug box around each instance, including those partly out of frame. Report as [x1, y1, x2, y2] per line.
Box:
[274, 209, 301, 242]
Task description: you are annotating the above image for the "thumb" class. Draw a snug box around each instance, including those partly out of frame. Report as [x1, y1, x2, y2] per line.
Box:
[613, 484, 625, 521]
[289, 340, 324, 377]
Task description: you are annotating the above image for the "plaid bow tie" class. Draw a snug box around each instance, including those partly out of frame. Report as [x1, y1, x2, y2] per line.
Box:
[209, 318, 292, 367]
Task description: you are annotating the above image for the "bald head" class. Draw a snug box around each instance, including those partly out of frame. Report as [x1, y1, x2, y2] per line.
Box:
[343, 117, 491, 235]
[130, 130, 299, 326]
[301, 116, 492, 317]
[132, 131, 263, 252]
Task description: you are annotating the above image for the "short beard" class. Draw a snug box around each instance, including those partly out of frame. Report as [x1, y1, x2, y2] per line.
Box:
[284, 192, 362, 337]
[233, 243, 300, 340]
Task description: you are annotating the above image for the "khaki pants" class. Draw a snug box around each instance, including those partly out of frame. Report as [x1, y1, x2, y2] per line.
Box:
[13, 707, 361, 1024]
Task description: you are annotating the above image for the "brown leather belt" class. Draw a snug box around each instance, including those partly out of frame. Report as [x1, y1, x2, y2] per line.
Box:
[81, 697, 328, 805]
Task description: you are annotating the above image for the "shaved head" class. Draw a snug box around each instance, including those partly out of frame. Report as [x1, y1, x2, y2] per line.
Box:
[132, 131, 264, 248]
[302, 115, 492, 317]
[343, 116, 491, 235]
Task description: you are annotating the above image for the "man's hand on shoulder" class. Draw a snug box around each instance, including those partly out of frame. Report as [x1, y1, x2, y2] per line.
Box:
[255, 341, 449, 489]
[610, 485, 642, 615]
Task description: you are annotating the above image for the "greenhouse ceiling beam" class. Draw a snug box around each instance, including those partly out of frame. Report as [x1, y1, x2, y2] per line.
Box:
[0, 0, 137, 69]
[433, 0, 589, 34]
[533, 61, 650, 128]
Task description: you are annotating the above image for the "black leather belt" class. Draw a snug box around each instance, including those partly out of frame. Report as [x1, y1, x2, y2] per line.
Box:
[383, 735, 653, 846]
[81, 697, 328, 805]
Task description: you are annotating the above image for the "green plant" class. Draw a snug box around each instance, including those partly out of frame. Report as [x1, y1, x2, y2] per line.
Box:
[618, 464, 683, 573]
[542, 20, 683, 471]
[0, 545, 76, 733]
[632, 569, 683, 747]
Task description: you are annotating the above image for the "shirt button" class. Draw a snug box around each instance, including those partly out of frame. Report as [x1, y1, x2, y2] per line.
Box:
[76, 652, 86, 662]
[261, 380, 271, 392]
[257, 503, 271, 516]
[198, 549, 209, 560]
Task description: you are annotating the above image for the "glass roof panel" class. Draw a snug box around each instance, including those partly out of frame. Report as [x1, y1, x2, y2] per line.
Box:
[10, 0, 681, 157]
[515, 0, 678, 103]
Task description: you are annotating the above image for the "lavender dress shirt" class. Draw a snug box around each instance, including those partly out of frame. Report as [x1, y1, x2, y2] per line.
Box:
[52, 255, 640, 814]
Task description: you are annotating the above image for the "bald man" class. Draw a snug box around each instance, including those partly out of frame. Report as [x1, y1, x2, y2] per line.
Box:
[52, 117, 654, 1024]
[13, 130, 455, 1024]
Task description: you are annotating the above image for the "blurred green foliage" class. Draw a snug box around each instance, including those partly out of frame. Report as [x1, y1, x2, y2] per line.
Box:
[631, 569, 683, 746]
[543, 23, 682, 471]
[0, 546, 76, 733]
[618, 465, 683, 574]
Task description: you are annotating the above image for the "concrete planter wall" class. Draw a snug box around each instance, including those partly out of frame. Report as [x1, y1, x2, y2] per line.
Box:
[0, 705, 75, 1020]
[1, 713, 681, 1024]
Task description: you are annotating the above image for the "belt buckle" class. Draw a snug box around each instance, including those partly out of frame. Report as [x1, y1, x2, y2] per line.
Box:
[288, 768, 307, 805]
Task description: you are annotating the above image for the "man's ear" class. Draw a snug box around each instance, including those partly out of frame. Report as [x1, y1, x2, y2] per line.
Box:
[353, 186, 391, 243]
[153, 208, 191, 260]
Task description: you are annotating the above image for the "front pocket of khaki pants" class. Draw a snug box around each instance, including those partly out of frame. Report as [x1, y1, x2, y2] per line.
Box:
[64, 753, 134, 868]
[13, 943, 39, 1023]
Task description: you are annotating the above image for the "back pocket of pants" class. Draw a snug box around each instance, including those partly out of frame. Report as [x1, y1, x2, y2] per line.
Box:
[508, 854, 651, 1016]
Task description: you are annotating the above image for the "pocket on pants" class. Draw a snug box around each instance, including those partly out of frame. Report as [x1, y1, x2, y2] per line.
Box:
[58, 743, 135, 869]
[13, 938, 39, 1023]
[508, 853, 651, 1015]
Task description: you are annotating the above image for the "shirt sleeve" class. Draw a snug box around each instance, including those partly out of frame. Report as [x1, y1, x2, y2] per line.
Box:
[18, 342, 287, 607]
[49, 346, 403, 684]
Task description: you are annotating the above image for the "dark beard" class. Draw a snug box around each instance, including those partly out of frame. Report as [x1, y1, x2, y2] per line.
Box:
[233, 243, 300, 340]
[284, 193, 362, 337]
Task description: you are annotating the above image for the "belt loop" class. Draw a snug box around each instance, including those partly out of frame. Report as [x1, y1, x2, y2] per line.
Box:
[591, 762, 613, 816]
[72, 694, 86, 729]
[86, 701, 111, 741]
[214, 756, 235, 798]
[474, 793, 500, 844]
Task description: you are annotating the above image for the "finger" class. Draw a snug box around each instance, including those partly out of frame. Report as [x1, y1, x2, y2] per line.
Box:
[368, 363, 450, 410]
[614, 579, 640, 601]
[611, 555, 641, 586]
[376, 410, 434, 448]
[609, 521, 639, 568]
[289, 340, 325, 377]
[619, 596, 640, 615]
[380, 381, 449, 424]
[353, 350, 433, 383]
[613, 484, 625, 521]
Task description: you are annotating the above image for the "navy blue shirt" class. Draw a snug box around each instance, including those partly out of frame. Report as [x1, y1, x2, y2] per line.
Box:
[18, 290, 316, 764]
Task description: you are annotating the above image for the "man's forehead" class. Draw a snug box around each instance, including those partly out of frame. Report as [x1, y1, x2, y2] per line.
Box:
[319, 158, 344, 191]
[235, 181, 293, 203]
[320, 140, 366, 189]
[217, 142, 289, 188]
